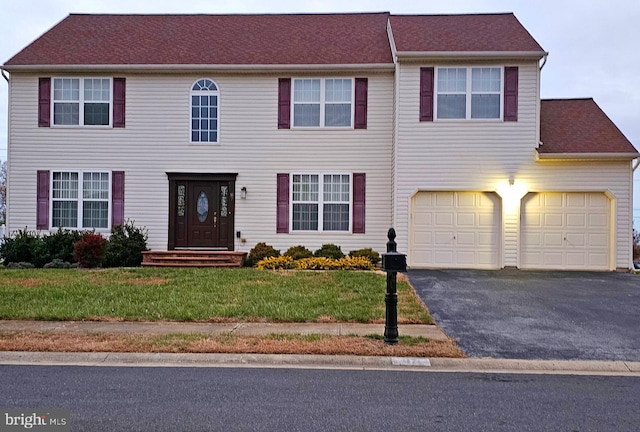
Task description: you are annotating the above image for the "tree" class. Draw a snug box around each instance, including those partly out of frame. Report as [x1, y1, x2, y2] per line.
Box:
[0, 160, 6, 225]
[634, 229, 640, 261]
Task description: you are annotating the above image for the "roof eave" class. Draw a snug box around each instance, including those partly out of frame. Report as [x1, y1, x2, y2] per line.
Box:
[1, 63, 395, 73]
[395, 51, 547, 61]
[536, 151, 640, 161]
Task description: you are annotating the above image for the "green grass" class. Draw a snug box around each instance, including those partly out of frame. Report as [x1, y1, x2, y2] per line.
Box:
[0, 268, 432, 323]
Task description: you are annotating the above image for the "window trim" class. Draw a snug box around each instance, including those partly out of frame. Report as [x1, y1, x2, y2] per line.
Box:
[291, 78, 355, 129]
[51, 77, 113, 127]
[189, 78, 220, 144]
[289, 173, 352, 232]
[49, 170, 112, 231]
[434, 67, 504, 121]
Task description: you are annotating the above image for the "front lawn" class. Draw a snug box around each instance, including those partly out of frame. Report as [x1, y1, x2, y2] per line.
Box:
[0, 268, 432, 324]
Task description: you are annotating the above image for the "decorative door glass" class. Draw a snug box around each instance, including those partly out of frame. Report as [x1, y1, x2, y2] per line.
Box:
[196, 191, 209, 222]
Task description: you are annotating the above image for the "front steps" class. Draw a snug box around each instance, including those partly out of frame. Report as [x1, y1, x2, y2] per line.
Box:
[141, 250, 247, 268]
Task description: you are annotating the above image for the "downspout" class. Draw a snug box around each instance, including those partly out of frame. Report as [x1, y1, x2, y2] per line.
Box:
[1, 69, 8, 82]
[633, 158, 640, 172]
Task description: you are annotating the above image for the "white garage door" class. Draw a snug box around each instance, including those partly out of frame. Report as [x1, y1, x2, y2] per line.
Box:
[521, 192, 610, 270]
[410, 191, 501, 268]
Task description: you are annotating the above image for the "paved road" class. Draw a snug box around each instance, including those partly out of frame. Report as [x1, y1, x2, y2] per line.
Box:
[1, 365, 639, 431]
[408, 269, 640, 361]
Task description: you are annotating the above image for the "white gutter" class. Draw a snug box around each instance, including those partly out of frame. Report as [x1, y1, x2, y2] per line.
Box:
[394, 50, 548, 60]
[1, 69, 8, 82]
[633, 158, 640, 171]
[537, 151, 640, 160]
[1, 63, 396, 73]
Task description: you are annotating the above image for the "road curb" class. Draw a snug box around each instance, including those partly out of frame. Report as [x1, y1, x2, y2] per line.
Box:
[0, 351, 638, 375]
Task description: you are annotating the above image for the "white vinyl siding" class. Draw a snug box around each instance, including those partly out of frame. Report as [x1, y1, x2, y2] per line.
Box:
[7, 73, 393, 254]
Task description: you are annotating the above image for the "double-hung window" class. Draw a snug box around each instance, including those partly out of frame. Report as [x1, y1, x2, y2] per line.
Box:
[292, 174, 350, 231]
[436, 67, 502, 119]
[52, 78, 111, 126]
[52, 171, 110, 229]
[292, 78, 353, 127]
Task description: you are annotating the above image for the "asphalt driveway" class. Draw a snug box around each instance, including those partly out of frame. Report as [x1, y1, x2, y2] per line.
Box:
[407, 269, 640, 361]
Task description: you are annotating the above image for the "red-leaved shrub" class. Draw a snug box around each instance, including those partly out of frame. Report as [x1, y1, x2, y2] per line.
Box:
[73, 233, 107, 268]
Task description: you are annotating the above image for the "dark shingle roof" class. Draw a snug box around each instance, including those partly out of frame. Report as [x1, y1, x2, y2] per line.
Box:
[3, 12, 546, 68]
[3, 13, 393, 66]
[539, 99, 637, 155]
[389, 13, 544, 53]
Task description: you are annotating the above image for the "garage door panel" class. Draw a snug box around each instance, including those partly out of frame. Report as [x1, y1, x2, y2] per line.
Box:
[435, 193, 454, 207]
[434, 231, 454, 245]
[522, 192, 610, 270]
[544, 213, 563, 227]
[566, 213, 586, 228]
[456, 232, 475, 246]
[435, 212, 454, 226]
[544, 194, 563, 207]
[589, 214, 608, 228]
[457, 212, 475, 226]
[543, 233, 563, 247]
[565, 233, 585, 247]
[566, 194, 586, 207]
[588, 233, 608, 247]
[411, 191, 500, 268]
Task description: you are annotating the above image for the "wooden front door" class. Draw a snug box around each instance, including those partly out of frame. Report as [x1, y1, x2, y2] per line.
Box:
[168, 173, 237, 250]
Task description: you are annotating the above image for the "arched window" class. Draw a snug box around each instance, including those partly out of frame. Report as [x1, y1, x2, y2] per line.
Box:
[191, 79, 219, 142]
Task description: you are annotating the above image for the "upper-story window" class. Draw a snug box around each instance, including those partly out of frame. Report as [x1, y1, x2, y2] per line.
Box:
[293, 78, 353, 127]
[52, 78, 111, 126]
[436, 67, 502, 120]
[191, 79, 219, 143]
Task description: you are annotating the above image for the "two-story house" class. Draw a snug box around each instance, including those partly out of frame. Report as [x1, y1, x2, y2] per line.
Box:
[2, 12, 637, 270]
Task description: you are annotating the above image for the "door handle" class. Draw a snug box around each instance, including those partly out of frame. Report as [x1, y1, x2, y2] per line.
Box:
[214, 212, 217, 228]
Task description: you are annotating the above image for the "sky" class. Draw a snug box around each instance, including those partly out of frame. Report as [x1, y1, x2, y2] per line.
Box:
[1, 0, 639, 223]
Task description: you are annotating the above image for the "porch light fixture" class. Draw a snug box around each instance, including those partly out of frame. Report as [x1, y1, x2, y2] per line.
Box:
[496, 178, 528, 208]
[240, 187, 247, 199]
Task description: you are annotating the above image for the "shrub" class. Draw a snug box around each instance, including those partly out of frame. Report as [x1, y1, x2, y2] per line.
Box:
[338, 256, 375, 270]
[284, 245, 313, 260]
[348, 248, 380, 266]
[296, 257, 341, 270]
[257, 256, 295, 270]
[103, 220, 149, 267]
[42, 229, 82, 264]
[245, 242, 280, 267]
[43, 258, 72, 269]
[73, 232, 107, 268]
[0, 228, 41, 266]
[6, 262, 35, 269]
[313, 243, 345, 260]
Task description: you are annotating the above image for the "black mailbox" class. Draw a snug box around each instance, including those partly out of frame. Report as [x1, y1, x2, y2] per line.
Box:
[382, 251, 407, 273]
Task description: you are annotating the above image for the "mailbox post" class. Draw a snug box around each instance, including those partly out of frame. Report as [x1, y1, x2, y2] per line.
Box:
[381, 228, 407, 345]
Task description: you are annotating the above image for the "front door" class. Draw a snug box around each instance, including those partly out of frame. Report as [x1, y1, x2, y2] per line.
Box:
[168, 173, 237, 250]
